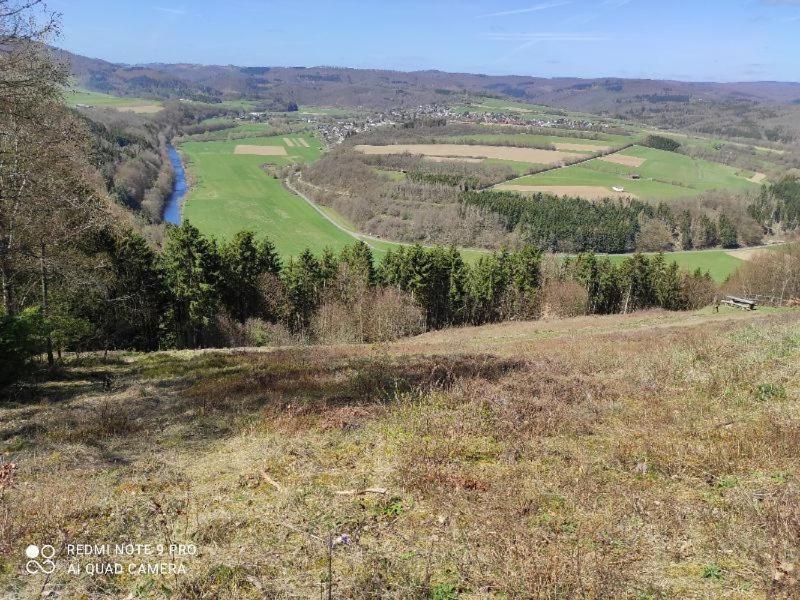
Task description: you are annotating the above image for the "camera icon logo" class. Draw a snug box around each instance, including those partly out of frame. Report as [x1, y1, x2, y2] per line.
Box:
[25, 545, 56, 575]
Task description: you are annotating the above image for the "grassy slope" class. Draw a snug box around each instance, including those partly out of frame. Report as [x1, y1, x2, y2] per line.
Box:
[509, 145, 759, 200]
[65, 88, 160, 109]
[180, 134, 358, 255]
[3, 308, 799, 598]
[606, 249, 744, 282]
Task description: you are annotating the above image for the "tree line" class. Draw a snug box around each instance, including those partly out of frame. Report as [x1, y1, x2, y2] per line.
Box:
[462, 189, 763, 254]
[2, 218, 717, 387]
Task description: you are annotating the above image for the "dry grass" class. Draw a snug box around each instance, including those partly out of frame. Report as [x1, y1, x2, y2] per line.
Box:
[494, 184, 638, 201]
[117, 104, 163, 114]
[597, 154, 647, 167]
[1, 308, 799, 598]
[233, 145, 288, 156]
[354, 144, 581, 165]
[553, 142, 613, 152]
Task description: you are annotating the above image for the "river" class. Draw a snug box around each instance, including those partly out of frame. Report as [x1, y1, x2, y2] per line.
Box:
[163, 144, 187, 225]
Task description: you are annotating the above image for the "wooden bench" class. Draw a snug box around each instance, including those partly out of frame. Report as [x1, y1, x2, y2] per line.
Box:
[722, 295, 757, 311]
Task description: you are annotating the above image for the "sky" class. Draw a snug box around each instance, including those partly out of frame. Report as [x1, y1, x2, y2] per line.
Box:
[53, 0, 800, 82]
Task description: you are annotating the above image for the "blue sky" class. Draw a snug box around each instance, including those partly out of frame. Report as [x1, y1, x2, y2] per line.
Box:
[53, 0, 800, 82]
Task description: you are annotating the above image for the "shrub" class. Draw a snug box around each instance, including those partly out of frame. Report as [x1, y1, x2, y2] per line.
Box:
[643, 134, 681, 152]
[540, 280, 589, 319]
[0, 307, 44, 388]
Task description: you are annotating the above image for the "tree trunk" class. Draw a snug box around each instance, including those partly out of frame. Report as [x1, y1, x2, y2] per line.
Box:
[0, 236, 13, 315]
[39, 241, 54, 366]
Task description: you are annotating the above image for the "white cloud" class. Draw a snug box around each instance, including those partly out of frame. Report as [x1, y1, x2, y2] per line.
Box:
[155, 7, 187, 15]
[476, 1, 571, 18]
[481, 32, 612, 42]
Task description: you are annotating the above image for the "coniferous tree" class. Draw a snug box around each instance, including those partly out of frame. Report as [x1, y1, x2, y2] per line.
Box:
[161, 222, 221, 348]
[220, 231, 281, 322]
[718, 214, 738, 249]
[282, 250, 322, 332]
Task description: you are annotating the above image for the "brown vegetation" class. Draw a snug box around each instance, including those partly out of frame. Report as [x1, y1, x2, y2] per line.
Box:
[2, 308, 799, 597]
[724, 244, 800, 305]
[354, 143, 580, 165]
[233, 144, 288, 156]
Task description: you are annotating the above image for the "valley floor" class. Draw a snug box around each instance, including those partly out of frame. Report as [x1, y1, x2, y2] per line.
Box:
[2, 307, 799, 598]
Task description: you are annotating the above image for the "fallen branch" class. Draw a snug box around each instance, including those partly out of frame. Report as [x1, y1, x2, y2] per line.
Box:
[335, 487, 388, 496]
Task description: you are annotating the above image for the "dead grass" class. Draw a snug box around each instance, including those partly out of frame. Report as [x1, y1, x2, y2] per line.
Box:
[494, 183, 638, 200]
[597, 153, 647, 167]
[354, 144, 581, 165]
[1, 308, 799, 598]
[233, 145, 288, 156]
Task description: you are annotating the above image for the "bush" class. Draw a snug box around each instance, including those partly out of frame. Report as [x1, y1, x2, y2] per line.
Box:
[540, 280, 589, 319]
[313, 288, 425, 344]
[0, 308, 44, 388]
[643, 135, 681, 152]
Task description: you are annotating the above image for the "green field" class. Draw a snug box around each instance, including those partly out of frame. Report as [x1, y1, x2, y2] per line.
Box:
[505, 145, 759, 200]
[180, 134, 358, 256]
[606, 249, 743, 282]
[180, 136, 753, 277]
[65, 88, 161, 110]
[449, 132, 637, 149]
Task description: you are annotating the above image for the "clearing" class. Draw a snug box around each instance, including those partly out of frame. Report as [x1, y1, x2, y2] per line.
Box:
[502, 145, 760, 201]
[66, 88, 163, 112]
[180, 134, 357, 255]
[495, 184, 637, 201]
[354, 143, 582, 165]
[233, 145, 289, 156]
[4, 308, 799, 597]
[598, 153, 646, 167]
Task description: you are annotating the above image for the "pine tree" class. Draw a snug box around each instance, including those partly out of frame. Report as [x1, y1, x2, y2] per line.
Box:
[281, 250, 322, 332]
[680, 210, 693, 250]
[161, 222, 221, 348]
[718, 214, 738, 249]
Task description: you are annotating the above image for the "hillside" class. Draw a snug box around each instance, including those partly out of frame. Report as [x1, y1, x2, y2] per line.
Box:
[56, 47, 800, 142]
[3, 307, 799, 598]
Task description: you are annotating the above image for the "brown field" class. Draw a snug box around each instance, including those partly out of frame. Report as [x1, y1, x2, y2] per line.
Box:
[749, 172, 767, 183]
[233, 144, 288, 156]
[283, 137, 295, 147]
[296, 138, 310, 148]
[117, 104, 163, 114]
[3, 308, 800, 598]
[423, 156, 483, 164]
[354, 143, 581, 165]
[495, 183, 638, 200]
[553, 142, 612, 152]
[725, 244, 781, 261]
[598, 153, 647, 167]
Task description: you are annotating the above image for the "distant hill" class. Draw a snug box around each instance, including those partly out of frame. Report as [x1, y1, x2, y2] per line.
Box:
[56, 47, 800, 111]
[55, 47, 800, 142]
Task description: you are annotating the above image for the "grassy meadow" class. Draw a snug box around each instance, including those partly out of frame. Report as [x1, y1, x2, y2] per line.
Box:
[3, 308, 799, 598]
[506, 145, 760, 200]
[606, 249, 744, 282]
[65, 88, 162, 112]
[180, 134, 358, 255]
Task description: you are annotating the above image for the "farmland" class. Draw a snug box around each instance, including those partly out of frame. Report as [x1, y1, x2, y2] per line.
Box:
[179, 134, 358, 255]
[501, 145, 760, 201]
[65, 88, 163, 113]
[354, 143, 582, 165]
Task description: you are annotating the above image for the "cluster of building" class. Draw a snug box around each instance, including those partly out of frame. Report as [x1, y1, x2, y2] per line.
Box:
[313, 102, 615, 146]
[314, 104, 458, 146]
[457, 110, 614, 131]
